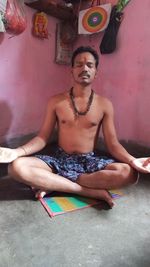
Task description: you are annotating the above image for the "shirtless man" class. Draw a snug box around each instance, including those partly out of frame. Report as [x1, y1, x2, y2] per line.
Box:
[1, 46, 141, 207]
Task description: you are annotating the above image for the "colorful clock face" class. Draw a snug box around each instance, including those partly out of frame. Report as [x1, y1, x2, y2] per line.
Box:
[82, 6, 108, 33]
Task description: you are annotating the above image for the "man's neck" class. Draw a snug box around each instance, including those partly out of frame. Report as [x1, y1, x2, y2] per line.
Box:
[72, 85, 92, 97]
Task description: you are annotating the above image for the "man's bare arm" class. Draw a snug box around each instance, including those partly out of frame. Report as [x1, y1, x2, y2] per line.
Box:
[102, 99, 135, 164]
[0, 136, 46, 163]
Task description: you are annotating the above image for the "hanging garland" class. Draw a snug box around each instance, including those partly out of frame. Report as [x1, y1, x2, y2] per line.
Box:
[100, 0, 132, 54]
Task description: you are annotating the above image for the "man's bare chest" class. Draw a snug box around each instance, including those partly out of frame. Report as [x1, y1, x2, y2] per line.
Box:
[55, 100, 104, 129]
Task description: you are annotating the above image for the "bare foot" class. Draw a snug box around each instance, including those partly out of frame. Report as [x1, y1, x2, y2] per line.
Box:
[31, 187, 51, 199]
[35, 190, 48, 199]
[98, 190, 115, 208]
[35, 190, 54, 199]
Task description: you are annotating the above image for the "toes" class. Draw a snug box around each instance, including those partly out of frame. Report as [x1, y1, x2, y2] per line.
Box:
[35, 190, 54, 199]
[107, 199, 115, 208]
[35, 190, 47, 199]
[105, 191, 115, 208]
[102, 197, 115, 210]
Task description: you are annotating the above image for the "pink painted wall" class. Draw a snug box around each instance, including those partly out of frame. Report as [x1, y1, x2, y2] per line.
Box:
[0, 0, 149, 147]
[0, 6, 71, 143]
[77, 0, 150, 146]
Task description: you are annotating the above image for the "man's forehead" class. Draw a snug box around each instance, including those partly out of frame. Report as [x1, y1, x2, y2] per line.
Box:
[74, 52, 96, 63]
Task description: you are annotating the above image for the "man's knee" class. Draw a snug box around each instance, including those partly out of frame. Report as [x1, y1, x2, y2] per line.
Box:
[106, 163, 138, 185]
[117, 163, 138, 185]
[8, 158, 25, 177]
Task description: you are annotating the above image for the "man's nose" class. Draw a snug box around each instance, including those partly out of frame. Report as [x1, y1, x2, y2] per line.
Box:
[82, 64, 88, 71]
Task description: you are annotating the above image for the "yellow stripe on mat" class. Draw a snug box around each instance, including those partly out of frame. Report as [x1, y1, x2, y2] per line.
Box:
[54, 197, 76, 211]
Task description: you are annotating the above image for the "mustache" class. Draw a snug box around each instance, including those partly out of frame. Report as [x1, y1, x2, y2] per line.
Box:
[78, 71, 90, 78]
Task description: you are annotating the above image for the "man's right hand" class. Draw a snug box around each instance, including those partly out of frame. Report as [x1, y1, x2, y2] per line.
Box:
[0, 147, 18, 163]
[143, 158, 150, 167]
[131, 157, 150, 173]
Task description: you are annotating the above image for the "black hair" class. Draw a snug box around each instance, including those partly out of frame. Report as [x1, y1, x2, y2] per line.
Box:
[71, 46, 99, 68]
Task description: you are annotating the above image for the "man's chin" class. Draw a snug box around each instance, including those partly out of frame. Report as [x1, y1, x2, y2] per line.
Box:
[75, 79, 91, 86]
[78, 81, 90, 86]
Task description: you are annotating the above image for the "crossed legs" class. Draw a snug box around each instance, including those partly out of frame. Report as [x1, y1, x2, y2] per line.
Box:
[77, 162, 138, 189]
[8, 156, 137, 208]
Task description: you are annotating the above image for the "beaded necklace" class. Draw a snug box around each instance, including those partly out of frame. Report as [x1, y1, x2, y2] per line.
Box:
[69, 87, 94, 116]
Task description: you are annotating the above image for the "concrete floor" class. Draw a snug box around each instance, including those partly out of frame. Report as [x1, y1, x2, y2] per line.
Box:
[0, 172, 150, 267]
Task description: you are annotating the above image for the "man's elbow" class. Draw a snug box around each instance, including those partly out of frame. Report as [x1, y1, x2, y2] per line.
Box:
[107, 140, 121, 154]
[36, 135, 47, 148]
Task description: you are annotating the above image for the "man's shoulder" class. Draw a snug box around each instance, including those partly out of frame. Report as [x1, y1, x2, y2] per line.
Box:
[48, 92, 67, 105]
[95, 93, 112, 106]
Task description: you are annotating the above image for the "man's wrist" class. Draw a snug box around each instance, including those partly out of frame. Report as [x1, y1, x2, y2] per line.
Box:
[128, 157, 136, 165]
[16, 146, 27, 157]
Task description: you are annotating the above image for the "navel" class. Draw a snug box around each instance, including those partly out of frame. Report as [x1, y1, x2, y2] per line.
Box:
[61, 119, 66, 124]
[91, 122, 97, 127]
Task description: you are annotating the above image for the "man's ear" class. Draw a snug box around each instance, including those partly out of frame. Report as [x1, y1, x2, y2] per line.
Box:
[95, 70, 97, 78]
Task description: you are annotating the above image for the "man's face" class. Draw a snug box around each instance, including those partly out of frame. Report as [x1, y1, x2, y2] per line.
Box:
[72, 52, 97, 86]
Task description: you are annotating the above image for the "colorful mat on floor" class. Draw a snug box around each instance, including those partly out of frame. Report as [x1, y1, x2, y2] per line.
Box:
[39, 190, 123, 217]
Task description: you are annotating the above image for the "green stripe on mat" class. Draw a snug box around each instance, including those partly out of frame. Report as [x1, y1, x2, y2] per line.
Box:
[45, 198, 63, 213]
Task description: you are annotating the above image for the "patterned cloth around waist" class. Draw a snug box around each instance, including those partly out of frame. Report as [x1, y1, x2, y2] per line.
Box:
[36, 147, 115, 182]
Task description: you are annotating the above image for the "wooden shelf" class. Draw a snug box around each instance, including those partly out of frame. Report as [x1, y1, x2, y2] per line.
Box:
[25, 0, 75, 20]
